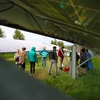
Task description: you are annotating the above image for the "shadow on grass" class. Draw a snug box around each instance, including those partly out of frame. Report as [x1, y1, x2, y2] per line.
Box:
[1, 54, 100, 100]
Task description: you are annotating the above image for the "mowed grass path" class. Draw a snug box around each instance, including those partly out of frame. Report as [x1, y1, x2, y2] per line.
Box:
[1, 53, 100, 100]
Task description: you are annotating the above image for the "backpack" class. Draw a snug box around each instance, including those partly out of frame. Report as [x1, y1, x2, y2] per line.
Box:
[83, 54, 87, 61]
[80, 53, 87, 63]
[15, 57, 19, 62]
[49, 51, 55, 59]
[14, 53, 19, 62]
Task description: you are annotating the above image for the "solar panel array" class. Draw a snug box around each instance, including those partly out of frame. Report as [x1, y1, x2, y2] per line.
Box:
[0, 38, 60, 53]
[1, 0, 100, 52]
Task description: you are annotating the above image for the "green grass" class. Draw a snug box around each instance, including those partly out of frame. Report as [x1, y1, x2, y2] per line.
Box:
[1, 53, 100, 100]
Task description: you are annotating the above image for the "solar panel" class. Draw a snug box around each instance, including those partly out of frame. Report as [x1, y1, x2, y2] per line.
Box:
[0, 38, 62, 53]
[0, 0, 100, 52]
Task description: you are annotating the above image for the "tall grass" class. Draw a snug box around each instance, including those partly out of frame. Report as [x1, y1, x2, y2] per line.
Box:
[1, 54, 100, 100]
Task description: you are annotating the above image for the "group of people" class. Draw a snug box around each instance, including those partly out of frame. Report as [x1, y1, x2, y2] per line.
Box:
[14, 46, 38, 75]
[14, 47, 27, 70]
[69, 47, 94, 77]
[80, 48, 94, 75]
[40, 46, 65, 76]
[14, 46, 65, 76]
[14, 46, 94, 77]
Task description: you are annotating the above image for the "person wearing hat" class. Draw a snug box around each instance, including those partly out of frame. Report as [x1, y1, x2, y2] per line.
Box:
[28, 47, 38, 75]
[48, 46, 58, 76]
[20, 47, 27, 70]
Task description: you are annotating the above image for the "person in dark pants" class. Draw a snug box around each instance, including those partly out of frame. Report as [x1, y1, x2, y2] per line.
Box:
[28, 47, 38, 75]
[20, 47, 27, 71]
[69, 52, 80, 76]
[80, 48, 87, 75]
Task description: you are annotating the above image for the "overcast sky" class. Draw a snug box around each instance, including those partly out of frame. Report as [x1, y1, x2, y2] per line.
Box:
[0, 25, 73, 46]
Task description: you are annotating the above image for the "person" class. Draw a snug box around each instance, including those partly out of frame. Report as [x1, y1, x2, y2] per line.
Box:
[28, 47, 38, 75]
[48, 46, 58, 76]
[76, 52, 80, 76]
[20, 47, 27, 71]
[69, 52, 80, 76]
[39, 47, 49, 69]
[85, 49, 94, 70]
[80, 48, 87, 75]
[69, 51, 72, 75]
[69, 51, 72, 62]
[14, 49, 20, 68]
[58, 46, 64, 70]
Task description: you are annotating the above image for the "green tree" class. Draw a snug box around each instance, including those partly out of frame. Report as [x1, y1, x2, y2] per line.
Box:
[51, 40, 54, 44]
[65, 46, 72, 50]
[51, 39, 64, 47]
[51, 40, 56, 45]
[0, 27, 6, 37]
[57, 41, 64, 47]
[13, 29, 25, 40]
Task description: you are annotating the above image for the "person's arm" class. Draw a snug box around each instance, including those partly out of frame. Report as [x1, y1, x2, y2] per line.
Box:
[58, 49, 60, 56]
[88, 53, 91, 58]
[14, 53, 16, 59]
[39, 50, 42, 55]
[25, 52, 27, 60]
[35, 53, 38, 63]
[56, 53, 58, 63]
[46, 50, 49, 56]
[54, 52, 58, 63]
[27, 52, 29, 61]
[48, 51, 51, 61]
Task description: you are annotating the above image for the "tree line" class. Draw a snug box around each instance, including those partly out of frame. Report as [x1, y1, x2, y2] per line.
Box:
[0, 28, 25, 40]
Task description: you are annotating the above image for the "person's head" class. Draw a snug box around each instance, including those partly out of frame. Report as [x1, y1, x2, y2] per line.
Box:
[43, 47, 46, 50]
[85, 49, 88, 53]
[53, 46, 56, 51]
[17, 49, 20, 53]
[31, 47, 36, 51]
[81, 48, 85, 53]
[22, 47, 26, 51]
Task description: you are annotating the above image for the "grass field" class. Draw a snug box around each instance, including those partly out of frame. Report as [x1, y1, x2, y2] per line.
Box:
[1, 53, 100, 100]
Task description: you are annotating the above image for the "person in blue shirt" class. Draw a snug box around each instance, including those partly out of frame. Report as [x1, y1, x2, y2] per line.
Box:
[85, 49, 94, 70]
[28, 47, 38, 75]
[39, 47, 49, 69]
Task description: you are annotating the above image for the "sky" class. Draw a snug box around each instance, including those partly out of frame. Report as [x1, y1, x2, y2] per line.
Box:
[0, 25, 73, 46]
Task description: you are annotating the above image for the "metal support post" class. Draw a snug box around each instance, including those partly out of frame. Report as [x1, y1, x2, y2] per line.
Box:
[71, 45, 76, 79]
